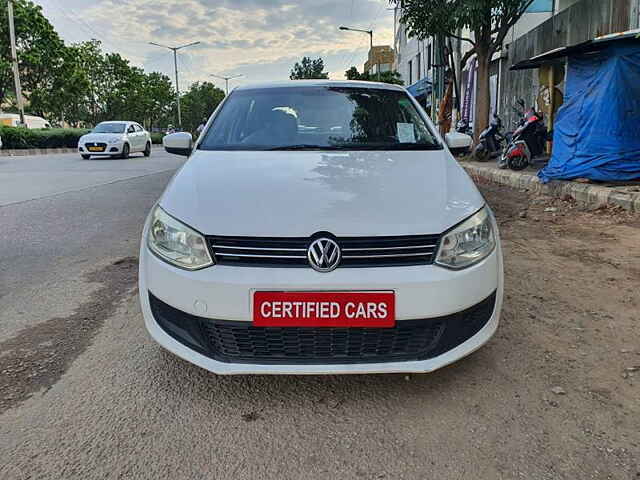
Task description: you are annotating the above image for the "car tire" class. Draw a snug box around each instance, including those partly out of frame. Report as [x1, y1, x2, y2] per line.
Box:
[81, 154, 91, 160]
[143, 142, 151, 157]
[121, 143, 130, 159]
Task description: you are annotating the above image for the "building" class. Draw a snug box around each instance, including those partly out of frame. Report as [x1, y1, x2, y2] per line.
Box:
[393, 1, 557, 118]
[364, 46, 395, 76]
[393, 0, 640, 130]
[499, 0, 640, 128]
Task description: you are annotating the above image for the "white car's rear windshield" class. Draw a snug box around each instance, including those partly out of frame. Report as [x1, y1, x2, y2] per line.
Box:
[199, 86, 441, 151]
[93, 123, 126, 134]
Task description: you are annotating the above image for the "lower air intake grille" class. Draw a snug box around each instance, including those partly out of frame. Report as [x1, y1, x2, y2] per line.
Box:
[149, 291, 496, 365]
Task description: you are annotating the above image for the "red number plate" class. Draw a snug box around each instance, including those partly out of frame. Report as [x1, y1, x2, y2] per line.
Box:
[253, 291, 395, 328]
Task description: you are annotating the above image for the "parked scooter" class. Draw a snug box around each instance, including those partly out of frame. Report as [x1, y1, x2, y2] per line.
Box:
[499, 101, 548, 171]
[456, 118, 473, 136]
[473, 113, 505, 162]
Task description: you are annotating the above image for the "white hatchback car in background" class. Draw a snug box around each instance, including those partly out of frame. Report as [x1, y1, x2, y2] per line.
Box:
[140, 80, 503, 375]
[78, 121, 152, 159]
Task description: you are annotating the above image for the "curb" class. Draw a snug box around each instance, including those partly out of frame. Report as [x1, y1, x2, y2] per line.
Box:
[1, 147, 77, 156]
[0, 144, 163, 157]
[462, 162, 640, 212]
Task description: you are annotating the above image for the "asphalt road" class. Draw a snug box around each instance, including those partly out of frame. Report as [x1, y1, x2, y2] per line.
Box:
[0, 150, 184, 340]
[1, 153, 638, 479]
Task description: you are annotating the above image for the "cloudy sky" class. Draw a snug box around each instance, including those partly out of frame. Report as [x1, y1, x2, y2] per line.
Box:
[34, 0, 395, 91]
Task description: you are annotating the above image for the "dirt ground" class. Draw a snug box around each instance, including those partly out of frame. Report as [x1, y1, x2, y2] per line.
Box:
[1, 181, 639, 480]
[479, 180, 640, 479]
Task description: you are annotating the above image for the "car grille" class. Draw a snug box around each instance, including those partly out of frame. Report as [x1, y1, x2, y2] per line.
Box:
[85, 142, 107, 152]
[207, 235, 441, 268]
[149, 291, 496, 365]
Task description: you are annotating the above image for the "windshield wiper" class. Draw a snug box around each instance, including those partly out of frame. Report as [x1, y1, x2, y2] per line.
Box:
[333, 143, 442, 151]
[379, 143, 442, 151]
[268, 144, 347, 151]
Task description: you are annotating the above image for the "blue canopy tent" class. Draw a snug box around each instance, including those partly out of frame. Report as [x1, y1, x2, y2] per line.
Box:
[511, 30, 640, 183]
[406, 76, 432, 109]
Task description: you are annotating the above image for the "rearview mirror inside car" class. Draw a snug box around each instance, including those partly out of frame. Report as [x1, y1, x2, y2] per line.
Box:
[163, 132, 193, 157]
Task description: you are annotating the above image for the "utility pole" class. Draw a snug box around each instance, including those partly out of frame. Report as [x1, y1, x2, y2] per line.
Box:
[339, 26, 379, 81]
[7, 0, 25, 126]
[172, 48, 180, 126]
[149, 41, 200, 129]
[210, 73, 243, 95]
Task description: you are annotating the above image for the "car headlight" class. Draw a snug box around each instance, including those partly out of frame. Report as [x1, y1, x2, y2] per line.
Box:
[107, 137, 123, 144]
[147, 206, 214, 270]
[435, 206, 496, 269]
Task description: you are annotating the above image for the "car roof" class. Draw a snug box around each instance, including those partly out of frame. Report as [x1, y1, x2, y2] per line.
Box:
[235, 79, 406, 92]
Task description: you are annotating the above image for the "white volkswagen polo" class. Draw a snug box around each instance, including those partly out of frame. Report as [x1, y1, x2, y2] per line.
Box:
[139, 80, 503, 375]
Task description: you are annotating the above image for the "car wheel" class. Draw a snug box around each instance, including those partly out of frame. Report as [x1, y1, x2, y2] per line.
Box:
[81, 154, 91, 160]
[143, 142, 151, 157]
[121, 143, 130, 159]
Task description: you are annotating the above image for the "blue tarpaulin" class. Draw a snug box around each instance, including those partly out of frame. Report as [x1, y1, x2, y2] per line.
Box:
[539, 40, 640, 182]
[526, 0, 553, 12]
[406, 76, 432, 99]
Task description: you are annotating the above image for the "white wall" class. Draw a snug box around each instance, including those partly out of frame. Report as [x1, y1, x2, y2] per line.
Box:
[394, 21, 428, 86]
[556, 0, 583, 12]
[506, 12, 554, 45]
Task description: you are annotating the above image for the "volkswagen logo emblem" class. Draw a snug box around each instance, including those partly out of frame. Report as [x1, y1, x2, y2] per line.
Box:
[307, 238, 341, 272]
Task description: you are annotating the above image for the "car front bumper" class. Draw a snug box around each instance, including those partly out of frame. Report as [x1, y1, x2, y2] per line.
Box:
[139, 233, 504, 375]
[78, 142, 124, 155]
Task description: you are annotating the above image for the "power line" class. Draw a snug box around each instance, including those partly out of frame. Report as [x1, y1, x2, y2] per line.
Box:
[343, 36, 369, 72]
[47, 0, 146, 62]
[340, 0, 390, 73]
[337, 0, 363, 73]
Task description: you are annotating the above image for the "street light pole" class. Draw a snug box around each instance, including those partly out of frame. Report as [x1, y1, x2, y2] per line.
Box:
[7, 0, 25, 126]
[339, 26, 379, 81]
[210, 74, 244, 96]
[149, 41, 201, 129]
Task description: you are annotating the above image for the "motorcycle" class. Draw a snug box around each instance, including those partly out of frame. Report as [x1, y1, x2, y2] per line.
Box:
[500, 101, 548, 171]
[473, 113, 505, 162]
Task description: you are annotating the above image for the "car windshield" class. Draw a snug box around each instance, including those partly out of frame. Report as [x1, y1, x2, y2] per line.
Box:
[93, 123, 126, 134]
[199, 86, 441, 151]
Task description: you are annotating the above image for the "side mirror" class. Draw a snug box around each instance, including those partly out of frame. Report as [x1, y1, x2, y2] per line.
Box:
[163, 132, 193, 157]
[445, 132, 472, 150]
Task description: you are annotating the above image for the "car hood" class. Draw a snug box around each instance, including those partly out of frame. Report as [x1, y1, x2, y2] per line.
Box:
[160, 150, 485, 236]
[80, 133, 124, 143]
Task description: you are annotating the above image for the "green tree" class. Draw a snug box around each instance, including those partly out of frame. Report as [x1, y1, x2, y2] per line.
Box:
[179, 81, 225, 132]
[0, 3, 177, 129]
[289, 57, 329, 80]
[55, 40, 106, 126]
[44, 44, 92, 126]
[139, 72, 175, 130]
[0, 0, 66, 112]
[391, 0, 534, 136]
[344, 66, 404, 85]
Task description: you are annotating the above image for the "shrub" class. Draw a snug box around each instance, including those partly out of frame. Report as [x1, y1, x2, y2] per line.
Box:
[150, 133, 164, 145]
[0, 126, 90, 149]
